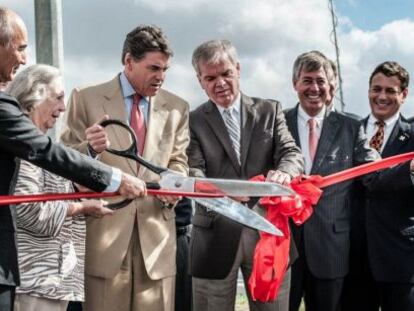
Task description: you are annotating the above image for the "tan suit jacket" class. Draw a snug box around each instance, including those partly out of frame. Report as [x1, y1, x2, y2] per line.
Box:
[61, 75, 189, 280]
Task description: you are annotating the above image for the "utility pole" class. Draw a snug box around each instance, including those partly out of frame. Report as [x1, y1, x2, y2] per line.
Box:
[34, 0, 64, 139]
[328, 0, 345, 112]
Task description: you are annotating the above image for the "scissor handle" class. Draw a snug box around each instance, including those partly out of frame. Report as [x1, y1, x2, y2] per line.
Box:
[100, 119, 168, 175]
[106, 182, 161, 210]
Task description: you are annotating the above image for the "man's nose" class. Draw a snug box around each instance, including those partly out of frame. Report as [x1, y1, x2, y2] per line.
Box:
[378, 90, 388, 100]
[309, 81, 319, 91]
[20, 51, 27, 65]
[216, 77, 226, 87]
[59, 101, 66, 112]
[156, 70, 165, 80]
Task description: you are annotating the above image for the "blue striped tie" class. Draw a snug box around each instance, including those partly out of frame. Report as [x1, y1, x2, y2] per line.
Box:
[223, 108, 241, 164]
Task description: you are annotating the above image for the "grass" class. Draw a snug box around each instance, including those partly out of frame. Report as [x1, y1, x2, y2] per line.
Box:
[235, 286, 305, 311]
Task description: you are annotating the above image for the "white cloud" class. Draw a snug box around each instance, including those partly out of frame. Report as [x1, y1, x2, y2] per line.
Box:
[3, 0, 414, 119]
[339, 18, 414, 116]
[135, 0, 210, 12]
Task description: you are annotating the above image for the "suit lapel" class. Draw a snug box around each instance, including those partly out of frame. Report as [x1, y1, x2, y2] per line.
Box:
[362, 116, 369, 131]
[285, 105, 301, 147]
[240, 94, 256, 167]
[203, 101, 241, 173]
[101, 76, 137, 174]
[382, 116, 411, 158]
[311, 110, 341, 174]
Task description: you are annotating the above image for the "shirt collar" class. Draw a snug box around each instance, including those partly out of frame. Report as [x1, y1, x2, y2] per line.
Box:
[297, 104, 326, 126]
[368, 111, 400, 128]
[215, 92, 241, 115]
[119, 71, 149, 101]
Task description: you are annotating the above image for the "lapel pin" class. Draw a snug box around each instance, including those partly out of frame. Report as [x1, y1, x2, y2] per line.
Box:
[399, 134, 407, 141]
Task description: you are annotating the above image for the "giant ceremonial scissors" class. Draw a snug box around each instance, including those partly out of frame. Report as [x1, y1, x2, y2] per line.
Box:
[97, 119, 293, 236]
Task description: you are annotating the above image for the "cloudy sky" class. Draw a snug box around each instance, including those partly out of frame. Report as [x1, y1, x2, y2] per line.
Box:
[5, 0, 414, 117]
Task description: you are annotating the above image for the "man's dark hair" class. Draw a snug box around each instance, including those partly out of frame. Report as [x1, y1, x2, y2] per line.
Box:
[369, 61, 410, 90]
[121, 25, 173, 64]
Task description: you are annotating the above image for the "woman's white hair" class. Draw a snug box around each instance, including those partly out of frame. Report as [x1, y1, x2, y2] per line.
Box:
[6, 64, 61, 113]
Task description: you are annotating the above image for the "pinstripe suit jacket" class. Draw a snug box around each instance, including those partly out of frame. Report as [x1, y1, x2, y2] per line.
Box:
[284, 105, 379, 278]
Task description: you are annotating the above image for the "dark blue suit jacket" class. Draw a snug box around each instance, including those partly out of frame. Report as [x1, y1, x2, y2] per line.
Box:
[365, 115, 414, 283]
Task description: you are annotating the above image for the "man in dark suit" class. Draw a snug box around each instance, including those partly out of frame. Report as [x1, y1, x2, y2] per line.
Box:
[284, 51, 379, 311]
[0, 8, 146, 311]
[362, 61, 414, 311]
[187, 39, 304, 311]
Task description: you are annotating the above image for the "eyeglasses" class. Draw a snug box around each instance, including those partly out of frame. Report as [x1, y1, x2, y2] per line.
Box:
[369, 87, 402, 97]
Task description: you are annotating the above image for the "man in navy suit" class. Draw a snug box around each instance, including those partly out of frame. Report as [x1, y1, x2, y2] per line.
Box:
[357, 61, 414, 311]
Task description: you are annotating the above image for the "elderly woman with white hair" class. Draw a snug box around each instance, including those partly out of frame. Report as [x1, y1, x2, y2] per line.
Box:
[7, 64, 113, 311]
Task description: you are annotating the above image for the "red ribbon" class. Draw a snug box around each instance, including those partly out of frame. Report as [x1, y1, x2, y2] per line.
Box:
[248, 151, 414, 302]
[0, 189, 223, 206]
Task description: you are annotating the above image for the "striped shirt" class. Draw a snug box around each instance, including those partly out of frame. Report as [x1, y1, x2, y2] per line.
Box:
[14, 160, 85, 301]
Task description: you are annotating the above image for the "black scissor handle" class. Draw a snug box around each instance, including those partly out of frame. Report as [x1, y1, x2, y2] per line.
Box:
[100, 119, 168, 175]
[106, 182, 161, 210]
[106, 198, 133, 210]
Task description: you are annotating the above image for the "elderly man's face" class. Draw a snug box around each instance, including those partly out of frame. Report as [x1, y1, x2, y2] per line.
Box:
[124, 51, 170, 97]
[294, 68, 331, 116]
[197, 58, 240, 108]
[0, 20, 27, 82]
[29, 77, 65, 133]
[369, 73, 407, 121]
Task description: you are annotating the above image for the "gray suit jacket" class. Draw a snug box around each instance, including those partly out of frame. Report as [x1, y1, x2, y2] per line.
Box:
[284, 105, 379, 278]
[188, 94, 303, 279]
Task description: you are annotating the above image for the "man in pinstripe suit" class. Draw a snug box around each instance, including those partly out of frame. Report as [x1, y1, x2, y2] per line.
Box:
[284, 51, 379, 311]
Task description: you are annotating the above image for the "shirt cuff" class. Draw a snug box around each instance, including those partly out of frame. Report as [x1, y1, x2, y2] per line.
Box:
[104, 167, 122, 192]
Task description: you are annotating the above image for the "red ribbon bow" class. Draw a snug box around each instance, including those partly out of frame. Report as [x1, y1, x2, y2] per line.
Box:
[248, 151, 414, 302]
[247, 175, 322, 301]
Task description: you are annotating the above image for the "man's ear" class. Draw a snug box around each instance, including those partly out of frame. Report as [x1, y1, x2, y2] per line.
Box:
[124, 53, 133, 70]
[292, 79, 298, 91]
[402, 88, 409, 101]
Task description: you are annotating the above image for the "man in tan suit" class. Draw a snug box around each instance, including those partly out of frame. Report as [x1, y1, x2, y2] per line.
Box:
[61, 25, 189, 311]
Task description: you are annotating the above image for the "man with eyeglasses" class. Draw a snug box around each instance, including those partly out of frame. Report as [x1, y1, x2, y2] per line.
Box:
[344, 61, 414, 311]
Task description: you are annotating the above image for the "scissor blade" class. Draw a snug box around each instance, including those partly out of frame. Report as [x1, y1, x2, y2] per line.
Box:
[159, 172, 295, 197]
[191, 197, 283, 236]
[194, 178, 295, 196]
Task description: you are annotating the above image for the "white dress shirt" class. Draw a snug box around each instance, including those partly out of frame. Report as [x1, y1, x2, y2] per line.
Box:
[297, 105, 326, 174]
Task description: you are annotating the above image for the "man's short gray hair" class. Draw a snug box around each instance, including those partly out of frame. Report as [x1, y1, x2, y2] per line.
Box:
[292, 50, 335, 85]
[6, 64, 61, 113]
[0, 7, 21, 47]
[192, 39, 239, 75]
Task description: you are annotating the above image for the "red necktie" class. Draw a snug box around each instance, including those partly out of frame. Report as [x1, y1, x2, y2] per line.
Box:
[308, 118, 318, 162]
[130, 93, 146, 156]
[369, 120, 385, 152]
